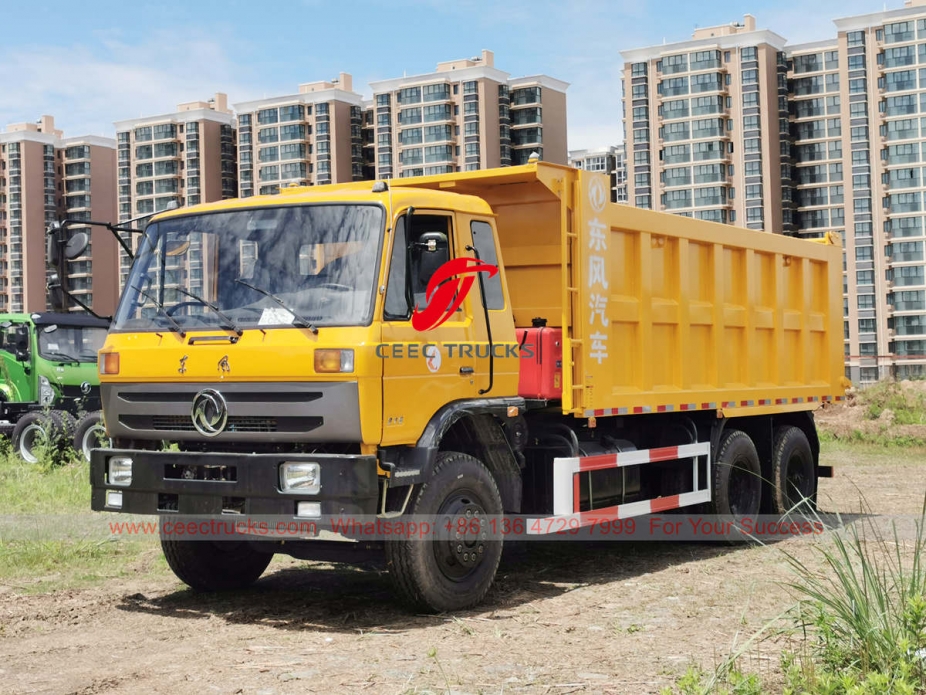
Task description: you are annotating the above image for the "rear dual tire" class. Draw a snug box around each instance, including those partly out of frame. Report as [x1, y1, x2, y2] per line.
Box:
[710, 429, 763, 521]
[73, 411, 110, 464]
[771, 426, 815, 514]
[710, 426, 817, 529]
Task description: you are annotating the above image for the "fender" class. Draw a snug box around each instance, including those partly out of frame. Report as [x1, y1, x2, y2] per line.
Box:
[379, 396, 525, 489]
[0, 383, 15, 403]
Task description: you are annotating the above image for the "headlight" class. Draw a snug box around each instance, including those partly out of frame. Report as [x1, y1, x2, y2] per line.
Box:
[38, 376, 55, 406]
[107, 456, 133, 486]
[280, 462, 320, 494]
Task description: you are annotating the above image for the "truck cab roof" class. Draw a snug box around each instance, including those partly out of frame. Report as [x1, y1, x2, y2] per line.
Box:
[148, 181, 497, 224]
[0, 312, 110, 329]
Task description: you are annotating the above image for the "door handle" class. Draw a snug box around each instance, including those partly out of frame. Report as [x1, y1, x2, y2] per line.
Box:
[459, 366, 474, 375]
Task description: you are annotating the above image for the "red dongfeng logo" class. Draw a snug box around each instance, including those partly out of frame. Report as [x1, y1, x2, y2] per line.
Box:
[411, 258, 498, 331]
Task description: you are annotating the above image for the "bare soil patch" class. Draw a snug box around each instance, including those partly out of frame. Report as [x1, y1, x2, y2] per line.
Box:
[1, 445, 924, 695]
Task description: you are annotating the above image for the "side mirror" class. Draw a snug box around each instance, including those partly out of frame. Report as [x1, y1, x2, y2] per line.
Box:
[46, 230, 60, 268]
[65, 231, 90, 260]
[47, 273, 66, 312]
[415, 231, 448, 253]
[15, 349, 29, 363]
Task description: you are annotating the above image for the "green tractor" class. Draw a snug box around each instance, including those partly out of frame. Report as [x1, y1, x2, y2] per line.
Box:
[0, 312, 110, 463]
[12, 211, 157, 464]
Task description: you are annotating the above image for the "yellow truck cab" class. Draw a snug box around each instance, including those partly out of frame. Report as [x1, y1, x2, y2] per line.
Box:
[91, 162, 847, 612]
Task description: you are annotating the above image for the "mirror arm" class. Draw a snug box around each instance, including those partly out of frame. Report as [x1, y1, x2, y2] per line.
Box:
[54, 216, 151, 261]
[61, 290, 111, 322]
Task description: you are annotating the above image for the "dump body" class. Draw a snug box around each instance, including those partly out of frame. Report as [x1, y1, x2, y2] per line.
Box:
[394, 163, 847, 418]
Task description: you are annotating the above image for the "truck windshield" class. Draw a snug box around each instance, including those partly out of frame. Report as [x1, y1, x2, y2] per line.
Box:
[113, 204, 384, 332]
[38, 326, 108, 363]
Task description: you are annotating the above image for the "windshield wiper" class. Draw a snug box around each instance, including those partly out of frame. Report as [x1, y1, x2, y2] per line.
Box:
[47, 352, 80, 364]
[173, 287, 242, 336]
[130, 285, 186, 338]
[234, 278, 319, 334]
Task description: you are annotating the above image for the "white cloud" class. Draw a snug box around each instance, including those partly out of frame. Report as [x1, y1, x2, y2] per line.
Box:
[0, 30, 276, 137]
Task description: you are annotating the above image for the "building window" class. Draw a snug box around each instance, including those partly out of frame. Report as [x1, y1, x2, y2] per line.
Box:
[399, 86, 422, 104]
[279, 104, 304, 122]
[257, 108, 279, 125]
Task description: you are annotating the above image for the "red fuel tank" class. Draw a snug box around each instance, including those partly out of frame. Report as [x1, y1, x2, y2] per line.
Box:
[516, 324, 563, 400]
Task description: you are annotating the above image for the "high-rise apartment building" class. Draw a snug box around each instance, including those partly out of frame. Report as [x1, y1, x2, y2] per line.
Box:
[569, 144, 628, 203]
[58, 135, 118, 314]
[361, 99, 376, 181]
[0, 116, 118, 314]
[369, 50, 568, 179]
[114, 93, 237, 285]
[825, 0, 926, 382]
[621, 3, 926, 383]
[621, 16, 791, 231]
[234, 74, 365, 196]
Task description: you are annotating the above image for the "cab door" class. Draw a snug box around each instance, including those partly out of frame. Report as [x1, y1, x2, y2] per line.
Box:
[0, 323, 34, 402]
[380, 210, 481, 445]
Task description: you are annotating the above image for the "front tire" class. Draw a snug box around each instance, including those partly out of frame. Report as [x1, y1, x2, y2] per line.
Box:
[12, 412, 58, 464]
[161, 535, 273, 591]
[385, 451, 504, 613]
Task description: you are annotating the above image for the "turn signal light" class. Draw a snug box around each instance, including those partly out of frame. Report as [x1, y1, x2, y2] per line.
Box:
[99, 352, 120, 375]
[314, 349, 354, 373]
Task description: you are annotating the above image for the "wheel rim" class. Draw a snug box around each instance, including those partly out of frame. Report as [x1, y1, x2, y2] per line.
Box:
[81, 424, 109, 463]
[435, 489, 490, 582]
[728, 460, 761, 517]
[19, 423, 45, 464]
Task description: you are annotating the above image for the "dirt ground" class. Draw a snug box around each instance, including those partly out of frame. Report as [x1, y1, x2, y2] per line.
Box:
[1, 445, 925, 695]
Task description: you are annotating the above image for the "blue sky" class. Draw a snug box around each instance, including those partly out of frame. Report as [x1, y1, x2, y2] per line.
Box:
[0, 0, 900, 149]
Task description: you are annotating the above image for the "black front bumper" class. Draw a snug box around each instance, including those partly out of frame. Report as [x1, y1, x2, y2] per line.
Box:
[90, 448, 379, 517]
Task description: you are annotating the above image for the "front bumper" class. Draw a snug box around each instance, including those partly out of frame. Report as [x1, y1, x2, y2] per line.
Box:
[90, 448, 379, 517]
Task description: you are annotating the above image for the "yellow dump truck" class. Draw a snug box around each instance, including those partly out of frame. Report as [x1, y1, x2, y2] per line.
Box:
[90, 162, 846, 611]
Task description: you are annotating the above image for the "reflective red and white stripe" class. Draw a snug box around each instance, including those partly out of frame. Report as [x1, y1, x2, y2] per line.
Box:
[584, 394, 844, 418]
[526, 441, 712, 534]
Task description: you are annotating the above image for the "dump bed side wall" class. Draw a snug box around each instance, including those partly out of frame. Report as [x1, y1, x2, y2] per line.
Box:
[570, 170, 845, 417]
[389, 164, 845, 417]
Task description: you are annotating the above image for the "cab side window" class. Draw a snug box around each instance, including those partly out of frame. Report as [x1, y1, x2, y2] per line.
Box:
[384, 214, 454, 319]
[409, 216, 451, 310]
[470, 220, 504, 310]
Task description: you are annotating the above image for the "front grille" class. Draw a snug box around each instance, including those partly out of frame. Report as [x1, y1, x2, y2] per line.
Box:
[119, 390, 321, 404]
[152, 415, 276, 433]
[61, 385, 100, 399]
[120, 414, 323, 434]
[105, 382, 359, 442]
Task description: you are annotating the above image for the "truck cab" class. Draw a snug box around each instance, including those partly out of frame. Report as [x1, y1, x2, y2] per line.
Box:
[0, 312, 109, 462]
